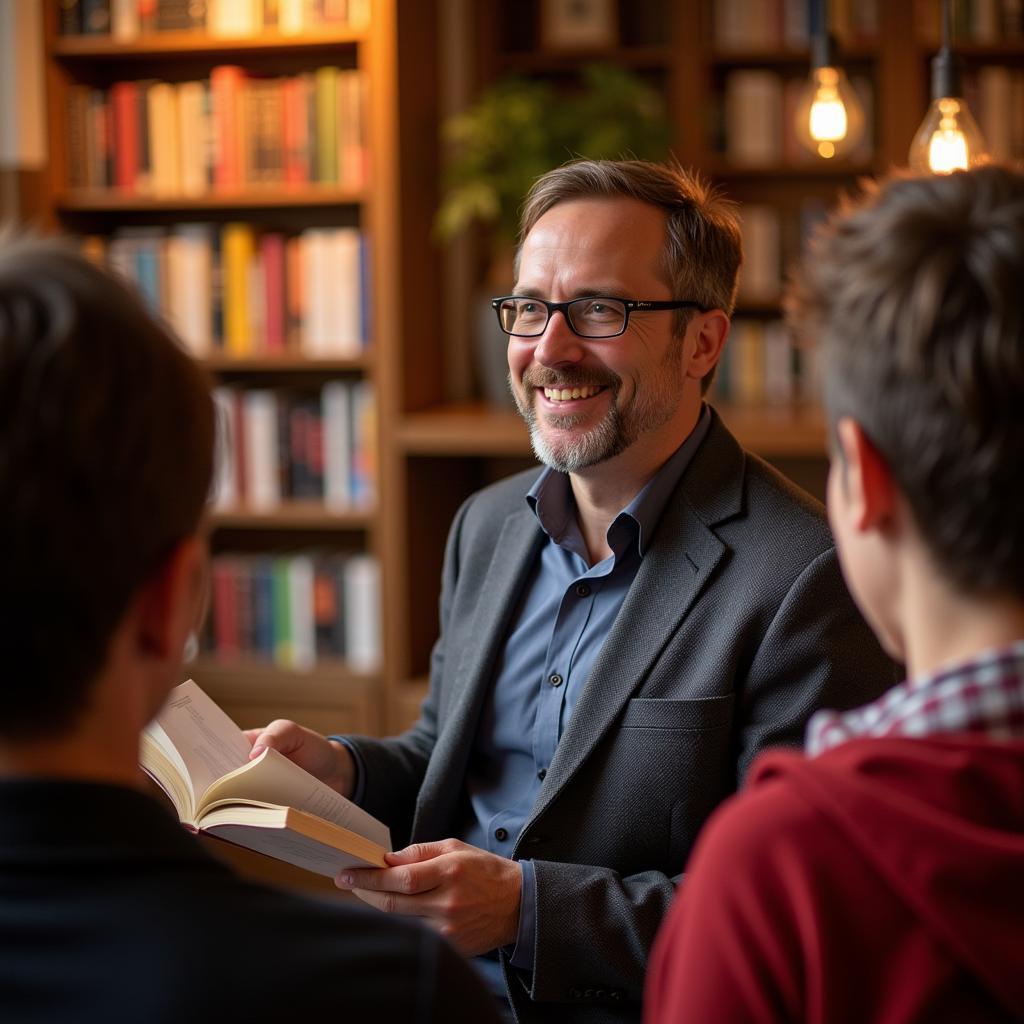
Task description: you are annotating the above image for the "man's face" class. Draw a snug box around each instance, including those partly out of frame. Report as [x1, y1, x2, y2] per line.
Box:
[508, 197, 692, 474]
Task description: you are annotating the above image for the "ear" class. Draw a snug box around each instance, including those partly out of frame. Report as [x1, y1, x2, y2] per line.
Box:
[833, 417, 896, 532]
[134, 535, 207, 663]
[684, 310, 730, 381]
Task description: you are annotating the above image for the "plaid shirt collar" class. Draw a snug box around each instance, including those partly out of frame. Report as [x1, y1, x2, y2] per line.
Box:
[807, 641, 1024, 757]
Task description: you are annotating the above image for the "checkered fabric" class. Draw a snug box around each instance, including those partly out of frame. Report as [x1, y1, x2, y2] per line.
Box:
[807, 641, 1024, 756]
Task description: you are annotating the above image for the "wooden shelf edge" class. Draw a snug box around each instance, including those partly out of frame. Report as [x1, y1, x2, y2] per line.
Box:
[714, 402, 827, 456]
[56, 187, 366, 211]
[190, 658, 378, 700]
[53, 29, 366, 59]
[704, 160, 878, 180]
[710, 43, 877, 66]
[203, 354, 371, 373]
[496, 44, 672, 73]
[399, 402, 826, 459]
[398, 403, 533, 457]
[210, 503, 374, 530]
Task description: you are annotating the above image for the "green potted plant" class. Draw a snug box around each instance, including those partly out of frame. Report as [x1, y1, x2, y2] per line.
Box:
[437, 64, 670, 249]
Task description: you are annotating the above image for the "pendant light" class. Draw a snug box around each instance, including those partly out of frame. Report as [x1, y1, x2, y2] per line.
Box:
[794, 0, 866, 161]
[908, 0, 989, 174]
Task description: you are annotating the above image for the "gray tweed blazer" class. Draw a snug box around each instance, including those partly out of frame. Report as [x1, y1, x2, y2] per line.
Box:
[346, 410, 894, 1024]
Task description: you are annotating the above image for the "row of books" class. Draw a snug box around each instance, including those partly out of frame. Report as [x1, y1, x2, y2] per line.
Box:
[916, 0, 1024, 42]
[971, 66, 1024, 161]
[60, 0, 369, 38]
[203, 552, 381, 672]
[212, 382, 375, 511]
[86, 224, 368, 358]
[67, 66, 367, 194]
[713, 319, 821, 408]
[736, 201, 828, 306]
[720, 70, 875, 167]
[712, 0, 879, 52]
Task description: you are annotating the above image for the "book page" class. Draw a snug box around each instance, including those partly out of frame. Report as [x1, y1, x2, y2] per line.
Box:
[146, 679, 251, 803]
[198, 746, 391, 850]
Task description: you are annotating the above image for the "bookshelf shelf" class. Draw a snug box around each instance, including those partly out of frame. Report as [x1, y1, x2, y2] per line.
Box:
[56, 187, 366, 212]
[710, 45, 876, 67]
[399, 403, 532, 457]
[398, 402, 826, 459]
[190, 656, 377, 692]
[704, 161, 879, 180]
[52, 29, 365, 60]
[496, 44, 672, 74]
[210, 503, 374, 531]
[204, 354, 372, 374]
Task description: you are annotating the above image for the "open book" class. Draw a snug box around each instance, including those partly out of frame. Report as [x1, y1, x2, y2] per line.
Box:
[141, 679, 390, 877]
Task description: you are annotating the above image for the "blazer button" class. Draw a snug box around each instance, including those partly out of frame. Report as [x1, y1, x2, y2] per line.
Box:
[549, 673, 563, 687]
[575, 582, 590, 597]
[494, 827, 508, 842]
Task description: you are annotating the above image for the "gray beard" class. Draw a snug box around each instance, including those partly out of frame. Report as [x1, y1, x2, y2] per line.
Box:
[509, 366, 679, 474]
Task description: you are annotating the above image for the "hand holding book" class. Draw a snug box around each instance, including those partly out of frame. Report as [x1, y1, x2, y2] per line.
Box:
[142, 680, 389, 877]
[243, 718, 357, 800]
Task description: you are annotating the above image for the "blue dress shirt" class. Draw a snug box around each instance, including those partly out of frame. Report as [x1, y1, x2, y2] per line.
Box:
[461, 407, 711, 993]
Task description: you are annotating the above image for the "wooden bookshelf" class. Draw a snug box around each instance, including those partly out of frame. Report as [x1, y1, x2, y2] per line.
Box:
[37, 0, 442, 740]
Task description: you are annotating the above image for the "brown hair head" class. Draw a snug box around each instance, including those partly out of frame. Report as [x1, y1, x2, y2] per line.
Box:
[786, 166, 1024, 596]
[0, 236, 215, 738]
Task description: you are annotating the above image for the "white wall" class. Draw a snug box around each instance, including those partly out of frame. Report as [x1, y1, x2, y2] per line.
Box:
[0, 0, 46, 170]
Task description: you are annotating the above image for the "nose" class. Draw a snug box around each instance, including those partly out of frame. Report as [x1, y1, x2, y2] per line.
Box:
[533, 308, 585, 368]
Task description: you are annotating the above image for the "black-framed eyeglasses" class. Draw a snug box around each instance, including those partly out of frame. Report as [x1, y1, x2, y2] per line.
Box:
[491, 295, 708, 340]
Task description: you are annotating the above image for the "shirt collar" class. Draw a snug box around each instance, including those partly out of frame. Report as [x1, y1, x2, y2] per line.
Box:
[526, 404, 712, 559]
[806, 640, 1024, 757]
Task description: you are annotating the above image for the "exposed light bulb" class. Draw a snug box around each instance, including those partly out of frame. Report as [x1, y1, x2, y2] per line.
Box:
[909, 3, 990, 177]
[795, 65, 866, 161]
[908, 96, 988, 175]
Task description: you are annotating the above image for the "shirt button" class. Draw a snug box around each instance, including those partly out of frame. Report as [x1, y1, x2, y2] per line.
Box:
[494, 827, 508, 841]
[537, 768, 546, 780]
[575, 582, 590, 597]
[549, 673, 563, 687]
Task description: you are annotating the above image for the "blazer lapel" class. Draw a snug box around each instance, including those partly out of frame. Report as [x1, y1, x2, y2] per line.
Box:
[522, 412, 745, 834]
[413, 506, 545, 839]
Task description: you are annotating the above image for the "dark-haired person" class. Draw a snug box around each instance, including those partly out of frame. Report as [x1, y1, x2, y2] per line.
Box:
[0, 237, 499, 1024]
[247, 159, 893, 1023]
[645, 165, 1024, 1023]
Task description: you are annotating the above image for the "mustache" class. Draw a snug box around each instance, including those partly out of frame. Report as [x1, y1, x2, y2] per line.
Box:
[521, 367, 619, 390]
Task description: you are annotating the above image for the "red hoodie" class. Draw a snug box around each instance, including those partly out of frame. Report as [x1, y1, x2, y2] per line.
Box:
[645, 735, 1024, 1023]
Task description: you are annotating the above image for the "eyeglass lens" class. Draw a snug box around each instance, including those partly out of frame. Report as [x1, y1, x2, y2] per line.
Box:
[498, 297, 628, 338]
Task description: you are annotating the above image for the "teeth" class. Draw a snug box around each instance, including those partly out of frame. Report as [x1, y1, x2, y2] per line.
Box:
[544, 385, 601, 402]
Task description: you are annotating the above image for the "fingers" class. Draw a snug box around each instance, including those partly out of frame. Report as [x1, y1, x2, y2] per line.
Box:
[244, 718, 302, 760]
[384, 839, 463, 865]
[337, 861, 437, 895]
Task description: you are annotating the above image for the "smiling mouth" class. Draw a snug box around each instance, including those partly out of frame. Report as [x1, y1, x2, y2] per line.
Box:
[541, 385, 606, 402]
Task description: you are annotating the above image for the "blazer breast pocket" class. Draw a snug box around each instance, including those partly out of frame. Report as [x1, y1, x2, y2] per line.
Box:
[619, 694, 734, 732]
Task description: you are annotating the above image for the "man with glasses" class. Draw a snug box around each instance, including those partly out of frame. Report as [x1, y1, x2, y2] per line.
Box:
[248, 159, 893, 1023]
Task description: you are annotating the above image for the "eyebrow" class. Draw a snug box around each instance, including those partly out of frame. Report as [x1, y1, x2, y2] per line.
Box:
[510, 287, 627, 299]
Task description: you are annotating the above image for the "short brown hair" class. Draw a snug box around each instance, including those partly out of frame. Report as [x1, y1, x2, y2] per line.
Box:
[0, 236, 215, 738]
[786, 166, 1024, 597]
[517, 159, 743, 391]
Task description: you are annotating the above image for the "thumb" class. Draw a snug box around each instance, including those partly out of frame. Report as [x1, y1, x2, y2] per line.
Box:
[385, 840, 456, 865]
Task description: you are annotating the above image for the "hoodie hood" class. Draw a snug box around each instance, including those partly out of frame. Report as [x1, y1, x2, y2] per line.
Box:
[752, 735, 1024, 1018]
